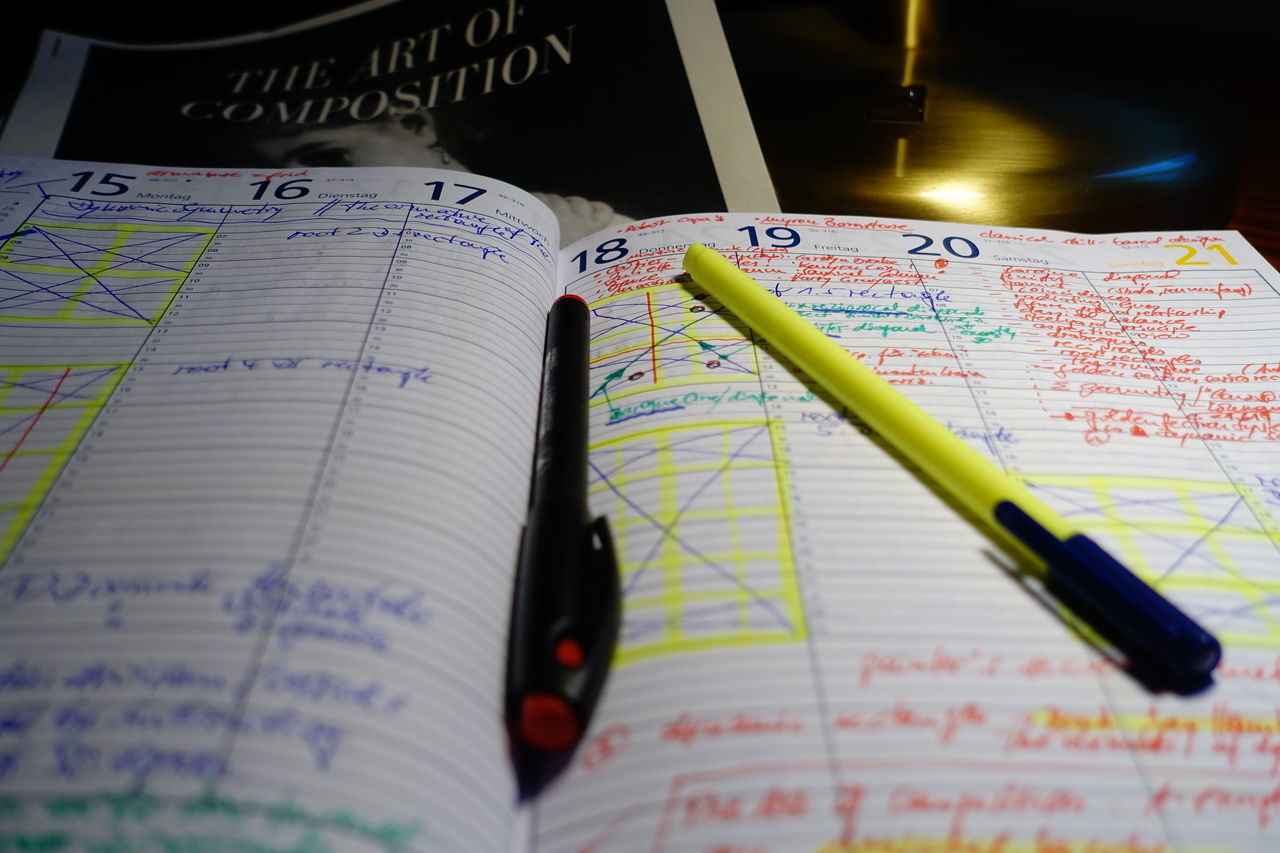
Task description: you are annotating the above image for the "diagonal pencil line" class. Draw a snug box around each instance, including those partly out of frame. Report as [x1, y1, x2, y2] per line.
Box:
[622, 600, 749, 642]
[588, 298, 712, 340]
[590, 423, 774, 482]
[628, 426, 770, 585]
[591, 343, 756, 384]
[1156, 495, 1246, 582]
[1027, 481, 1253, 574]
[25, 228, 203, 274]
[1199, 594, 1280, 626]
[0, 273, 146, 319]
[40, 365, 119, 395]
[0, 266, 83, 309]
[592, 309, 730, 350]
[1034, 481, 1240, 519]
[0, 230, 137, 316]
[0, 366, 117, 402]
[75, 234, 201, 274]
[589, 306, 748, 400]
[0, 273, 179, 299]
[0, 367, 71, 475]
[591, 425, 793, 632]
[0, 368, 119, 439]
[0, 273, 172, 315]
[17, 227, 172, 321]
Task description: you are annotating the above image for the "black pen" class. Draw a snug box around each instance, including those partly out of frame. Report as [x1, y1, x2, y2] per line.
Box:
[505, 293, 620, 799]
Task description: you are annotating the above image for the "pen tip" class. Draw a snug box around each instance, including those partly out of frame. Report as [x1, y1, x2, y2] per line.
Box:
[510, 738, 574, 802]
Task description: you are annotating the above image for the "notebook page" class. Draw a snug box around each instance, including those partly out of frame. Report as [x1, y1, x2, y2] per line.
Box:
[0, 159, 558, 851]
[533, 215, 1280, 851]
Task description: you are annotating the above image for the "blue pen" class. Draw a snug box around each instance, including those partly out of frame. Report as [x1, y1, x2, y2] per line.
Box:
[682, 243, 1222, 693]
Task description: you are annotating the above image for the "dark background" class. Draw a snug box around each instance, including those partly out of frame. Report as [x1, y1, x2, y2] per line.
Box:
[2, 0, 1278, 266]
[0, 0, 727, 223]
[715, 0, 1280, 266]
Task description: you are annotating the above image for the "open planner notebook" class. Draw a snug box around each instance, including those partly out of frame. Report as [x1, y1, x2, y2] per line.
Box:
[3, 156, 1280, 852]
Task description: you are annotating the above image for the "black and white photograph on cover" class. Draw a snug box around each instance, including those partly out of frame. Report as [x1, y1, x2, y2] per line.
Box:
[42, 0, 727, 245]
[231, 108, 632, 245]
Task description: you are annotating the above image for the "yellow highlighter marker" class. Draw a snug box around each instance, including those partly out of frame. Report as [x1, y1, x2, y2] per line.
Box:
[682, 243, 1221, 692]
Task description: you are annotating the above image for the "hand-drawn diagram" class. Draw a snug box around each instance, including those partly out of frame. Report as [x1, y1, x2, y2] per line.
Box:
[0, 221, 212, 324]
[0, 218, 211, 558]
[586, 285, 806, 663]
[0, 364, 124, 560]
[1027, 473, 1280, 650]
[586, 285, 757, 421]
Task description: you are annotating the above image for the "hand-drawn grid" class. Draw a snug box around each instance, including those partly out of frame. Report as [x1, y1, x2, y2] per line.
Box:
[588, 285, 756, 424]
[1029, 473, 1280, 648]
[590, 421, 806, 664]
[0, 364, 124, 560]
[0, 222, 213, 324]
[584, 284, 804, 663]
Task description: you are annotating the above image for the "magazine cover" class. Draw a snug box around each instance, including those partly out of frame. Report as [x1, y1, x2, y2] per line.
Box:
[3, 0, 760, 243]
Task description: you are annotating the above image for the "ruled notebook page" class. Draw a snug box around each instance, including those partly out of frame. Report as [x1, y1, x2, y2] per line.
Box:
[532, 216, 1280, 851]
[0, 160, 558, 850]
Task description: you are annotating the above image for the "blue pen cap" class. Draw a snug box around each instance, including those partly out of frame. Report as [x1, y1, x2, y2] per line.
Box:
[995, 501, 1222, 692]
